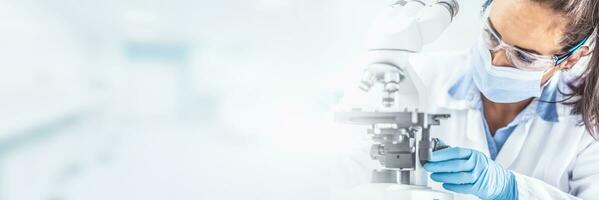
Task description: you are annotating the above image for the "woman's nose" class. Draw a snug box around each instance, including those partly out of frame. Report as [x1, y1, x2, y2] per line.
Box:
[491, 49, 513, 67]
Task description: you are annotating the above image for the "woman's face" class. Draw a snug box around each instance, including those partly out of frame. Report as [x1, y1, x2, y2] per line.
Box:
[489, 0, 589, 85]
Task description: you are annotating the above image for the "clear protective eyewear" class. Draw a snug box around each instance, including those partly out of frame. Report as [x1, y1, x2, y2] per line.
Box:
[480, 0, 589, 71]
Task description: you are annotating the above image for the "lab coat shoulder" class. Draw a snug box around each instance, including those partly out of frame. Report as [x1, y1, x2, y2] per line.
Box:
[563, 115, 599, 199]
[510, 102, 599, 199]
[408, 49, 471, 93]
[512, 130, 599, 200]
[569, 132, 599, 199]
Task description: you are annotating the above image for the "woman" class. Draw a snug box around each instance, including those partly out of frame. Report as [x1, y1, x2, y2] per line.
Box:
[411, 0, 599, 199]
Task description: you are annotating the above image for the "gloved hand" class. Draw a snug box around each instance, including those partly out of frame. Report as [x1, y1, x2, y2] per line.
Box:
[423, 147, 518, 200]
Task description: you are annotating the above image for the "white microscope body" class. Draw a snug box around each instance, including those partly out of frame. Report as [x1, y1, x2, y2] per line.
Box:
[333, 0, 459, 200]
[360, 0, 458, 111]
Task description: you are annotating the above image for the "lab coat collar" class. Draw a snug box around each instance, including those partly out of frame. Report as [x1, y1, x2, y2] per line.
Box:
[494, 116, 534, 168]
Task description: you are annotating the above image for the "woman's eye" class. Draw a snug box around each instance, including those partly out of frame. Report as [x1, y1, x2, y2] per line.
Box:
[514, 50, 535, 64]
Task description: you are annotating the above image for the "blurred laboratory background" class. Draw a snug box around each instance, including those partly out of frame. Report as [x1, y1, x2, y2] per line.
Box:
[0, 0, 481, 199]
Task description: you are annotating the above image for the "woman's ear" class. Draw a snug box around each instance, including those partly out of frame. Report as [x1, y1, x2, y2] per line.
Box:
[559, 46, 590, 70]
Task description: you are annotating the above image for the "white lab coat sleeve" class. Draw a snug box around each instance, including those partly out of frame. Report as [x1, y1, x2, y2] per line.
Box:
[513, 139, 599, 200]
[512, 172, 581, 200]
[569, 139, 599, 199]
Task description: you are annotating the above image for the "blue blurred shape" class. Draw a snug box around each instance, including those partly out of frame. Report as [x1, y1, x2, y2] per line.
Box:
[125, 41, 190, 63]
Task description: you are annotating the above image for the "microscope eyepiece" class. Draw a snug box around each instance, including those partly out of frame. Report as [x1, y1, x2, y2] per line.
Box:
[436, 0, 460, 21]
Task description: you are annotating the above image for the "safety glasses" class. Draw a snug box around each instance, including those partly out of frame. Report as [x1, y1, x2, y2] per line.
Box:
[480, 1, 589, 71]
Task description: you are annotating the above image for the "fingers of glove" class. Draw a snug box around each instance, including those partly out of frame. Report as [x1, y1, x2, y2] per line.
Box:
[428, 147, 473, 162]
[423, 156, 476, 173]
[430, 172, 477, 184]
[442, 183, 476, 195]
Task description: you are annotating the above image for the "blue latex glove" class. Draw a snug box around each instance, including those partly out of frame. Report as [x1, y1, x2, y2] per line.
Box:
[423, 147, 518, 200]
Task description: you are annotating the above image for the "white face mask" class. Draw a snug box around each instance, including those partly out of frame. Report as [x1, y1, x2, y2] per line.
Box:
[470, 37, 548, 103]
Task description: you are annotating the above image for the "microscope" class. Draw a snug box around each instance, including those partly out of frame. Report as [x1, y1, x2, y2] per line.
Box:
[334, 0, 458, 199]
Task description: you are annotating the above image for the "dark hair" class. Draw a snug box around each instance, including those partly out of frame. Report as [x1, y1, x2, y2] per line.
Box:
[529, 0, 599, 137]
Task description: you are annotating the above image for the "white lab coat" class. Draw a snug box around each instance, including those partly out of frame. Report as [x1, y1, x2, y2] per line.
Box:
[334, 49, 599, 200]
